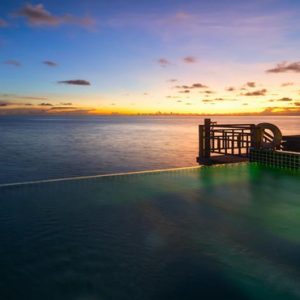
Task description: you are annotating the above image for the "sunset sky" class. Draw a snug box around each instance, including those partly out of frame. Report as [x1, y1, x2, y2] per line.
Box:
[1, 0, 300, 115]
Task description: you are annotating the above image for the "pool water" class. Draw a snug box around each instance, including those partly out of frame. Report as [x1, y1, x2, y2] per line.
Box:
[0, 163, 300, 300]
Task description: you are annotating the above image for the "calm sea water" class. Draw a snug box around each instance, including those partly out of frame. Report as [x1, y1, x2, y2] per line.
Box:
[0, 115, 299, 184]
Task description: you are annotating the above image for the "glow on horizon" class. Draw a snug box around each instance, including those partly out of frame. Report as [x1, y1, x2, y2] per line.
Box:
[1, 0, 300, 116]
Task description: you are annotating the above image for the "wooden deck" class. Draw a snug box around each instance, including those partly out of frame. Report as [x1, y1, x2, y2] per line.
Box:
[197, 119, 300, 166]
[198, 155, 248, 165]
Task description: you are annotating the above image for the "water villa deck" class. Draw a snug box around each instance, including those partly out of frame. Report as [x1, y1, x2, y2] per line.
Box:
[197, 118, 300, 169]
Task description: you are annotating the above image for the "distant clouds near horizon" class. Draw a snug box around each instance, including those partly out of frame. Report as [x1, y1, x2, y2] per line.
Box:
[0, 0, 300, 115]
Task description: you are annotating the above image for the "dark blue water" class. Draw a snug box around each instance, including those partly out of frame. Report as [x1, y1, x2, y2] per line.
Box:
[0, 164, 300, 299]
[0, 115, 299, 184]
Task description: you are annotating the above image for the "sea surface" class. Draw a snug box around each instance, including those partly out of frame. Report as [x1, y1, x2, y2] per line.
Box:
[0, 115, 299, 184]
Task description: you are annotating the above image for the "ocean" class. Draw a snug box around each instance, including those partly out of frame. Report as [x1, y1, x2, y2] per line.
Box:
[0, 115, 299, 185]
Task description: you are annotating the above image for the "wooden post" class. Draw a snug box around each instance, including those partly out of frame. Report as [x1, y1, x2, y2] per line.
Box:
[198, 125, 204, 163]
[250, 124, 261, 150]
[197, 119, 211, 164]
[237, 133, 241, 156]
[204, 118, 211, 160]
[231, 129, 234, 155]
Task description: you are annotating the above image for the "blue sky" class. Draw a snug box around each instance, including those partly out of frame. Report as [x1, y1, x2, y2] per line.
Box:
[1, 0, 300, 115]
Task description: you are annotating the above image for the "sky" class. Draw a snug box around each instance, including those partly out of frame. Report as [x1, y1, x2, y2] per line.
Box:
[1, 0, 300, 115]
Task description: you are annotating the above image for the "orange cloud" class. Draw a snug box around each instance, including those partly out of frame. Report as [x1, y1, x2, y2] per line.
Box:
[226, 87, 235, 92]
[243, 89, 267, 96]
[246, 82, 256, 88]
[281, 82, 294, 87]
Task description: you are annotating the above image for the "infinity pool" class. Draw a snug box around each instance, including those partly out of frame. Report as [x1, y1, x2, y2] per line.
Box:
[0, 163, 299, 299]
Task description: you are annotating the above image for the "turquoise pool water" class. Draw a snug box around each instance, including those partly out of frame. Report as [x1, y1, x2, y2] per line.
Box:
[0, 163, 300, 299]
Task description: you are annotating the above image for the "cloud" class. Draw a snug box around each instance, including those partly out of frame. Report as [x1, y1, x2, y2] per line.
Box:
[260, 106, 300, 115]
[246, 82, 256, 88]
[48, 106, 94, 115]
[192, 83, 208, 88]
[0, 108, 47, 116]
[43, 60, 57, 67]
[60, 102, 72, 106]
[279, 97, 292, 102]
[167, 79, 178, 82]
[294, 102, 300, 106]
[183, 56, 197, 63]
[0, 106, 93, 116]
[15, 4, 60, 26]
[19, 96, 47, 100]
[4, 60, 21, 67]
[179, 90, 190, 93]
[0, 101, 33, 107]
[281, 82, 294, 87]
[226, 87, 235, 92]
[23, 97, 45, 100]
[269, 97, 292, 102]
[15, 3, 95, 28]
[176, 85, 189, 89]
[266, 61, 300, 73]
[0, 93, 49, 101]
[166, 95, 180, 99]
[39, 102, 53, 106]
[243, 89, 267, 96]
[0, 19, 8, 27]
[157, 58, 171, 67]
[176, 83, 208, 89]
[58, 79, 91, 86]
[50, 106, 74, 110]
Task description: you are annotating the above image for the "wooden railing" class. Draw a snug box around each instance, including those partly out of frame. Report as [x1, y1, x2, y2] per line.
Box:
[197, 119, 260, 164]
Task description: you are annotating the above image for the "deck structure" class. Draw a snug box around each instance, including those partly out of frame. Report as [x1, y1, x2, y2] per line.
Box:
[197, 118, 300, 166]
[197, 119, 258, 165]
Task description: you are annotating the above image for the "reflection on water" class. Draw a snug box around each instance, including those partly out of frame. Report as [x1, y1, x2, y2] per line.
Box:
[0, 115, 299, 184]
[0, 164, 299, 299]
